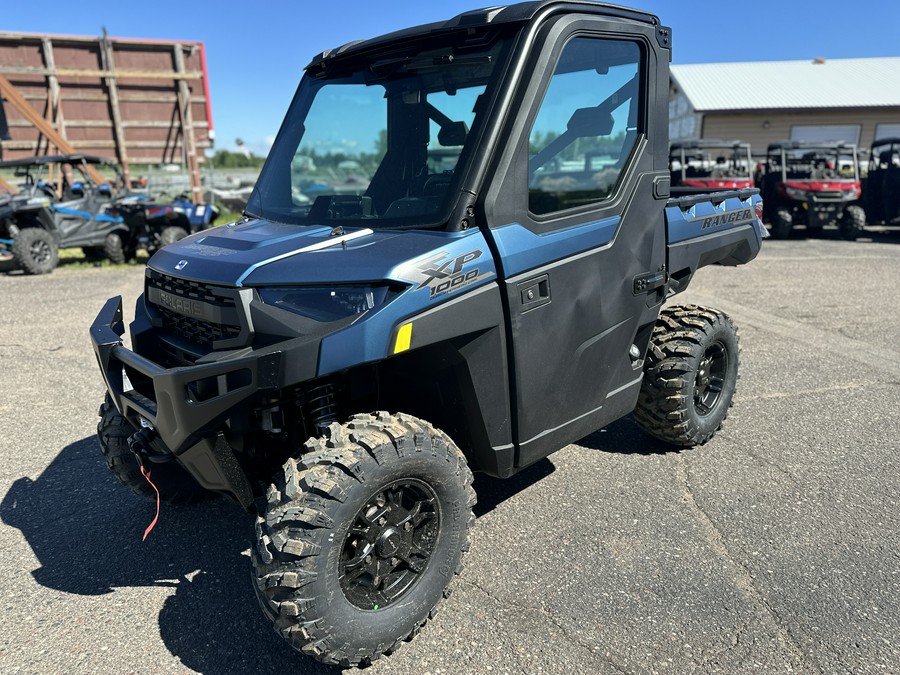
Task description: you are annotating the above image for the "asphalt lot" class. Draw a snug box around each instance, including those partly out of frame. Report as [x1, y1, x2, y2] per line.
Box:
[1, 228, 898, 674]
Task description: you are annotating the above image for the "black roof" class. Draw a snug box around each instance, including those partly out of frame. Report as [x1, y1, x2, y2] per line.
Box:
[670, 139, 750, 150]
[767, 140, 857, 151]
[0, 154, 118, 169]
[871, 137, 900, 148]
[307, 1, 660, 71]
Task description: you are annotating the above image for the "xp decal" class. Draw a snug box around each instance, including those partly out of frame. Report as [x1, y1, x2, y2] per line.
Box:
[401, 248, 490, 299]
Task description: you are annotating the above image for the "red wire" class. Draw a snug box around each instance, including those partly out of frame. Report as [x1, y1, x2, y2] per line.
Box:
[140, 465, 161, 541]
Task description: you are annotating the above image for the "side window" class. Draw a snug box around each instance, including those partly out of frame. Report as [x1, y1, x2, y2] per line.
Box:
[528, 38, 642, 215]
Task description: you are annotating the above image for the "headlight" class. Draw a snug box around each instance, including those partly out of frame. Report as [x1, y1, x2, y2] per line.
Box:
[785, 187, 807, 200]
[258, 285, 396, 322]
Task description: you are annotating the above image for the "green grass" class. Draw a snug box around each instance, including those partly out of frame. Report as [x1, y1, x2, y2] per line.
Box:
[57, 248, 150, 269]
[217, 207, 244, 224]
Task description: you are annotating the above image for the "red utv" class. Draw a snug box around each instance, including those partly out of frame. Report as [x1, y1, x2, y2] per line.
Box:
[761, 141, 864, 240]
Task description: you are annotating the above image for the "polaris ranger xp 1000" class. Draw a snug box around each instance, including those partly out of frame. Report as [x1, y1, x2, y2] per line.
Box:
[91, 1, 767, 666]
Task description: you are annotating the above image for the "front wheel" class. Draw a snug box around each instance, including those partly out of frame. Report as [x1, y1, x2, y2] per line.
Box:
[11, 227, 58, 274]
[768, 208, 794, 239]
[633, 304, 740, 447]
[97, 395, 210, 503]
[252, 412, 476, 667]
[839, 204, 866, 241]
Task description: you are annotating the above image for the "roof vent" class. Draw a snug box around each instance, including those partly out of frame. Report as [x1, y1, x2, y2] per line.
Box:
[813, 57, 826, 64]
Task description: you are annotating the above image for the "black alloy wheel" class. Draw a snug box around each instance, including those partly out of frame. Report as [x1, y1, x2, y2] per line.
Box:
[340, 478, 439, 610]
[693, 341, 728, 416]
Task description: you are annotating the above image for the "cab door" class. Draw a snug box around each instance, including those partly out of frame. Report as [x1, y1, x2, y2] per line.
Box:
[481, 17, 670, 468]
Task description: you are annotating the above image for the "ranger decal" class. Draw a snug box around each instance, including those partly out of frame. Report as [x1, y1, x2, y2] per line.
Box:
[695, 208, 754, 230]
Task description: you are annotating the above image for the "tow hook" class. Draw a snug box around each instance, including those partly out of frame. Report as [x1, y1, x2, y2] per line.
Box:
[126, 425, 173, 467]
[127, 427, 156, 468]
[126, 425, 165, 540]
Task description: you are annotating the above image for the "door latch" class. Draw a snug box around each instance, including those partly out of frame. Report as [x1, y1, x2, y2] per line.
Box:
[633, 265, 667, 295]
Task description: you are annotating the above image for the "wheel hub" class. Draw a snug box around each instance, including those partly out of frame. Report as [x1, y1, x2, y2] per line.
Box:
[31, 240, 51, 264]
[376, 528, 402, 557]
[694, 341, 727, 416]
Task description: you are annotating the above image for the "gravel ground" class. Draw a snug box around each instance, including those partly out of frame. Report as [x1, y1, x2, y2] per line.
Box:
[0, 228, 898, 674]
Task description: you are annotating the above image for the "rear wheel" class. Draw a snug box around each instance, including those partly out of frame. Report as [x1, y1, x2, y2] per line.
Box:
[158, 225, 189, 247]
[634, 305, 740, 447]
[97, 395, 210, 503]
[11, 227, 58, 274]
[252, 412, 476, 667]
[103, 231, 136, 264]
[839, 204, 866, 241]
[768, 208, 793, 239]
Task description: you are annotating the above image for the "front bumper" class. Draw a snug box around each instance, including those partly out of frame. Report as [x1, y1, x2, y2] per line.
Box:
[90, 295, 282, 507]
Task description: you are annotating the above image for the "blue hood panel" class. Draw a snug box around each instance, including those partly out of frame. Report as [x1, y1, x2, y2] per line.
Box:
[148, 218, 482, 287]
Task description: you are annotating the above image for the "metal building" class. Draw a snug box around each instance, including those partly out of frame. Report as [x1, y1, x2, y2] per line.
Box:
[0, 30, 214, 200]
[669, 57, 900, 154]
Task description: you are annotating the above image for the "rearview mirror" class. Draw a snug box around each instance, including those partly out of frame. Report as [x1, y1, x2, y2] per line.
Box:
[567, 107, 614, 137]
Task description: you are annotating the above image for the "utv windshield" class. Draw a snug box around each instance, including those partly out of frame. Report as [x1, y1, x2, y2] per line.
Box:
[246, 30, 512, 229]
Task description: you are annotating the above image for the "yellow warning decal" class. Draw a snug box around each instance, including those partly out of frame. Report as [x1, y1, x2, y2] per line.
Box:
[393, 323, 413, 354]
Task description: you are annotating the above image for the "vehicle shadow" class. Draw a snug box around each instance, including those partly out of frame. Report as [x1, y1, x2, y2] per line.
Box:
[472, 459, 555, 518]
[0, 436, 340, 674]
[471, 415, 676, 517]
[577, 414, 679, 456]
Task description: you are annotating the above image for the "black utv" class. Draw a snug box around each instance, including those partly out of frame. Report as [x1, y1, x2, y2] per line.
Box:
[760, 140, 865, 240]
[863, 137, 900, 225]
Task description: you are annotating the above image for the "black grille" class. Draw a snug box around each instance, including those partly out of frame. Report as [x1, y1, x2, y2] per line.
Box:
[815, 191, 844, 202]
[156, 306, 242, 346]
[147, 270, 243, 349]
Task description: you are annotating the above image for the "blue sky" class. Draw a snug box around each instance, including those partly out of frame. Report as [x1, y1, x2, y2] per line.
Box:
[5, 1, 898, 155]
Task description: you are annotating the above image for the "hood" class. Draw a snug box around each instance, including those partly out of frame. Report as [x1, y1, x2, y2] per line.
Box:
[782, 179, 859, 192]
[148, 217, 465, 287]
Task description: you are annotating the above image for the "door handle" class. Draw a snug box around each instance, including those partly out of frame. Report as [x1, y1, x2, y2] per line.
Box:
[518, 274, 551, 311]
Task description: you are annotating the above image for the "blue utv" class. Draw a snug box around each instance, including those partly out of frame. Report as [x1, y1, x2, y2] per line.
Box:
[0, 154, 217, 274]
[90, 0, 768, 667]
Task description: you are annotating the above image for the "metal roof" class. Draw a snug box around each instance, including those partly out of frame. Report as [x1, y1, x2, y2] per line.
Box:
[671, 57, 900, 111]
